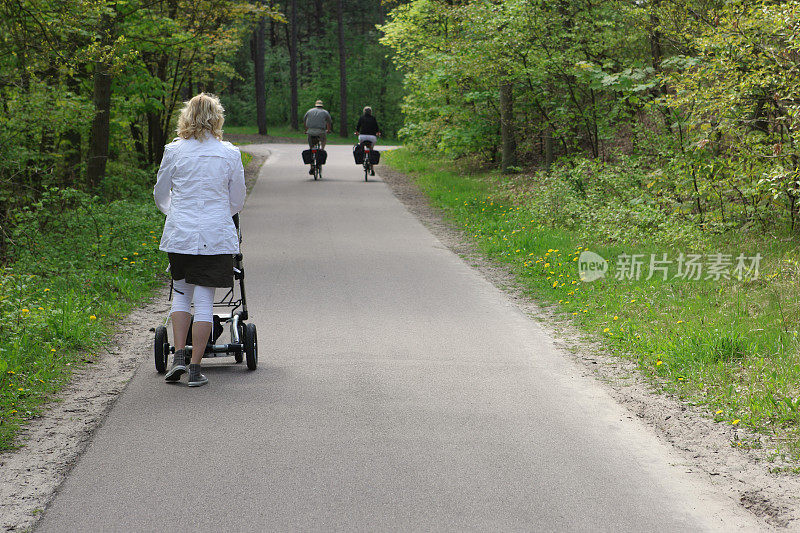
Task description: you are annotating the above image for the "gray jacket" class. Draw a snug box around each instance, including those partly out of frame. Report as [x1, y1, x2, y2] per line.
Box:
[304, 107, 332, 136]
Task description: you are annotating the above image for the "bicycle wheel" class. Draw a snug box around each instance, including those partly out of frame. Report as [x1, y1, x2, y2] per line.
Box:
[315, 161, 322, 180]
[364, 160, 370, 181]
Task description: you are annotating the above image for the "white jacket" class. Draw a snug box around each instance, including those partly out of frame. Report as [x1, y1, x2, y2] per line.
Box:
[154, 135, 247, 255]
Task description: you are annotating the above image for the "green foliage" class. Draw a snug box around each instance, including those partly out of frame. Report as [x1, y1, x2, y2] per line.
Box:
[381, 0, 800, 235]
[381, 0, 650, 159]
[0, 0, 279, 263]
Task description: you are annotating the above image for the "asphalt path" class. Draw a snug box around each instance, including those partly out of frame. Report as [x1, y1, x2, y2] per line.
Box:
[37, 144, 763, 531]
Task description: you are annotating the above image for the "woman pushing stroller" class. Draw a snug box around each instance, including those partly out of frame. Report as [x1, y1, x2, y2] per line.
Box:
[154, 93, 247, 387]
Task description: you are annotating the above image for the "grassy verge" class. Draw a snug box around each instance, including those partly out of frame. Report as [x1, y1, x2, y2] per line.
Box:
[225, 124, 399, 146]
[0, 190, 168, 449]
[0, 153, 252, 450]
[385, 148, 800, 460]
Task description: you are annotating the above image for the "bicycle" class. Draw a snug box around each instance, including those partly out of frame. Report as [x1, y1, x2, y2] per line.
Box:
[310, 137, 323, 180]
[361, 140, 373, 181]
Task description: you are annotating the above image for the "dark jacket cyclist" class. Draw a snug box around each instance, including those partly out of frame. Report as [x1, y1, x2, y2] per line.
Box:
[355, 106, 381, 147]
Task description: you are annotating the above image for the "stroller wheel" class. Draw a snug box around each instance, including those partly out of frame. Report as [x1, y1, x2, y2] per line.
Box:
[244, 323, 258, 371]
[154, 326, 169, 373]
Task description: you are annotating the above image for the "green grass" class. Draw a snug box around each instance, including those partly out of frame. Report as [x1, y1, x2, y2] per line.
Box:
[0, 192, 168, 449]
[225, 124, 400, 146]
[385, 148, 800, 459]
[0, 153, 252, 450]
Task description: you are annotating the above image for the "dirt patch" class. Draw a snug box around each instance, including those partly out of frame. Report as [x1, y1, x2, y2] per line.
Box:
[380, 164, 800, 530]
[0, 154, 267, 532]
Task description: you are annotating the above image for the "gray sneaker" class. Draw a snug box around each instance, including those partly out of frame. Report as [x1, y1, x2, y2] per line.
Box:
[165, 349, 186, 382]
[188, 364, 208, 387]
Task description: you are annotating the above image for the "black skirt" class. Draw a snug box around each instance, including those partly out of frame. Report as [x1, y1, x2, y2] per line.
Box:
[168, 253, 234, 288]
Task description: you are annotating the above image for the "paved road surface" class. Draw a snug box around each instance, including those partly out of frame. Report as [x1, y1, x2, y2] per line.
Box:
[37, 144, 763, 531]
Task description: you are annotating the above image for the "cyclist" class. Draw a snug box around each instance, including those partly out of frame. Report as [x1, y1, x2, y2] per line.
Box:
[355, 106, 381, 176]
[303, 99, 332, 175]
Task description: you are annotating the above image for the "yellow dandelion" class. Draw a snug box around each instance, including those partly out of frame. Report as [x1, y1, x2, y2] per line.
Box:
[656, 361, 663, 366]
[677, 320, 684, 324]
[21, 308, 29, 314]
[715, 410, 723, 414]
[732, 419, 740, 425]
[613, 316, 619, 320]
[603, 328, 610, 333]
[133, 252, 139, 256]
[89, 315, 97, 320]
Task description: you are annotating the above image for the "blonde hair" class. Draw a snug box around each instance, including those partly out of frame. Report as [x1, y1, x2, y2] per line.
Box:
[176, 93, 225, 140]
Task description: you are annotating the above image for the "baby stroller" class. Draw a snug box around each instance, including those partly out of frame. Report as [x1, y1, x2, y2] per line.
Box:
[153, 214, 258, 372]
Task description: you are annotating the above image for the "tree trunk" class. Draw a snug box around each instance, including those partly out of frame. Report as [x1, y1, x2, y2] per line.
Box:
[337, 0, 348, 137]
[253, 16, 268, 135]
[289, 0, 299, 130]
[500, 81, 517, 173]
[86, 61, 112, 189]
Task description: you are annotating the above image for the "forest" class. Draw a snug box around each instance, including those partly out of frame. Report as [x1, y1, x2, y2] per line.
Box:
[383, 0, 800, 236]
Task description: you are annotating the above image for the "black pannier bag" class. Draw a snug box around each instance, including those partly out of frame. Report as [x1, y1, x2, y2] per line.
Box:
[353, 143, 365, 164]
[301, 148, 328, 165]
[369, 149, 380, 165]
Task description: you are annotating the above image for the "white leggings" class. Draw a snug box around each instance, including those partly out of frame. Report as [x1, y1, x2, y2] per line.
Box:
[171, 279, 215, 323]
[358, 134, 377, 146]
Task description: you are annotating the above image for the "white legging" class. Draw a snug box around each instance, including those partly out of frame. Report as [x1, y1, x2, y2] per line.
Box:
[171, 279, 215, 323]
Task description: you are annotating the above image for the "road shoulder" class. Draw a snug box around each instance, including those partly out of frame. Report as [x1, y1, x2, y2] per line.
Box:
[379, 163, 800, 530]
